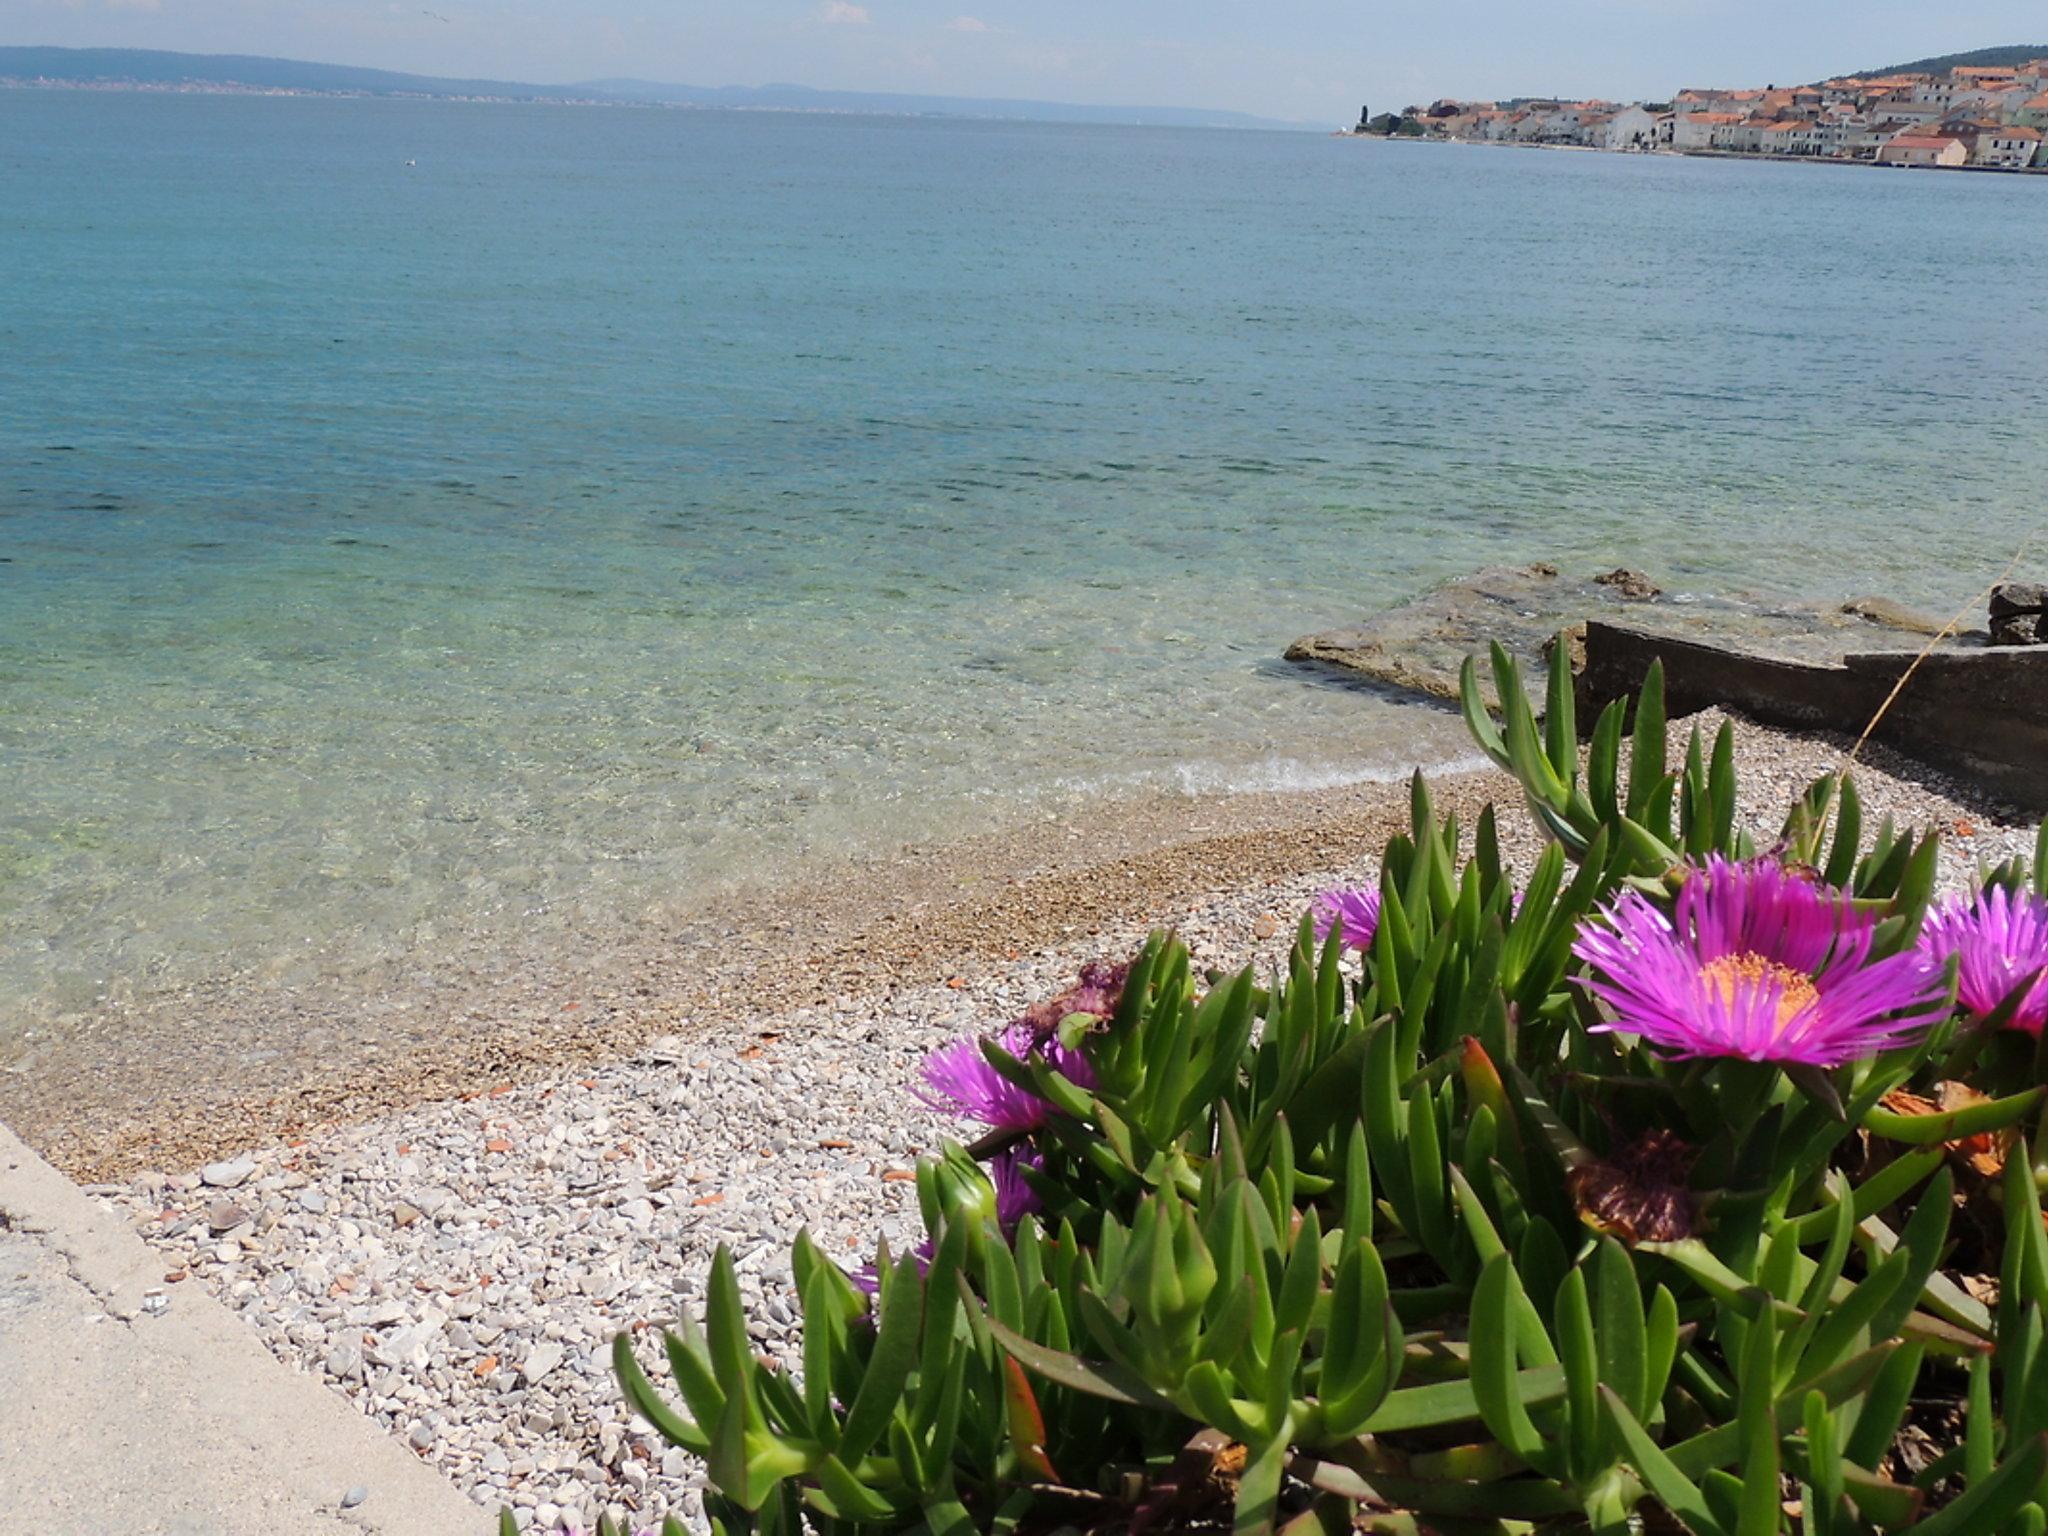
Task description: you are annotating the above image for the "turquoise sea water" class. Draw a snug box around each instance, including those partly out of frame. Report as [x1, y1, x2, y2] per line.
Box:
[3, 93, 2045, 1035]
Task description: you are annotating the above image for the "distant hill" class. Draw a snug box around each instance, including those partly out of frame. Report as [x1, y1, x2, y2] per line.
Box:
[1851, 44, 2048, 77]
[0, 46, 568, 100]
[0, 46, 1314, 130]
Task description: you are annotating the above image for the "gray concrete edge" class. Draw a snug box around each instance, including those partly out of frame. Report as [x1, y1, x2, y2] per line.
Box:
[0, 1118, 483, 1535]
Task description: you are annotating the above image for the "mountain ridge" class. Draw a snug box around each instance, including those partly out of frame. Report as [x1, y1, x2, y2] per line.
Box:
[1850, 44, 2048, 77]
[0, 45, 1314, 130]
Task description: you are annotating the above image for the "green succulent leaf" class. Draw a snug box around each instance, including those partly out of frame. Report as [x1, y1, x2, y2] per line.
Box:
[1602, 1385, 1725, 1536]
[613, 1331, 712, 1457]
[1863, 1085, 2046, 1145]
[838, 1251, 925, 1467]
[984, 1314, 1182, 1414]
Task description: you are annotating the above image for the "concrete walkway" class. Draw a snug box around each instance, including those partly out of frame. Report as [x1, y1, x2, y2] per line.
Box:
[0, 1121, 481, 1536]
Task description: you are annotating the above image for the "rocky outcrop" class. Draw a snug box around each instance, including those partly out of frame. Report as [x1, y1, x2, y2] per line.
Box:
[1990, 583, 2047, 647]
[1288, 565, 2038, 811]
[1285, 565, 1947, 704]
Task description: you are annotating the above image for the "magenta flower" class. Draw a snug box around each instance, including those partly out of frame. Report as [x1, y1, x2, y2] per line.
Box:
[913, 963, 1119, 1130]
[915, 1020, 1096, 1131]
[1312, 886, 1382, 951]
[988, 1145, 1046, 1228]
[1573, 857, 1948, 1067]
[1921, 885, 2048, 1035]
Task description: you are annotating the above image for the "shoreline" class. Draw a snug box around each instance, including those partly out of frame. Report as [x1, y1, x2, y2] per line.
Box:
[10, 694, 2037, 1187]
[4, 733, 1495, 1182]
[13, 694, 2039, 1185]
[1344, 131, 2048, 177]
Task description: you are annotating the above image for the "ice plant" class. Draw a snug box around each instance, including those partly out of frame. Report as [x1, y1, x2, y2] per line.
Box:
[850, 1147, 1041, 1293]
[1921, 884, 2048, 1035]
[1574, 856, 1946, 1067]
[917, 1020, 1060, 1130]
[626, 646, 2048, 1536]
[1312, 885, 1381, 951]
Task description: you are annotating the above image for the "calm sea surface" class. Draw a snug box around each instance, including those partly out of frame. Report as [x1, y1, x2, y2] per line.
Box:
[3, 94, 2045, 1038]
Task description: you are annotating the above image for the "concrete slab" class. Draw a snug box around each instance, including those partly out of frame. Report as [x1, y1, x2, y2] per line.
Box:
[1579, 621, 2048, 815]
[0, 1120, 481, 1536]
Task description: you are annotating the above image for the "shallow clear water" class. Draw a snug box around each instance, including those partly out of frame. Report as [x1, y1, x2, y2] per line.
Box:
[3, 95, 2045, 1031]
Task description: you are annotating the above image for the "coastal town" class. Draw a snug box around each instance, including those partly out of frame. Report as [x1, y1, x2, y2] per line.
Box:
[1358, 53, 2048, 171]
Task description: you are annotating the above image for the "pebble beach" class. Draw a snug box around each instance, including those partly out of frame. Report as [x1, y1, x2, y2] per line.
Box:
[90, 709, 2039, 1530]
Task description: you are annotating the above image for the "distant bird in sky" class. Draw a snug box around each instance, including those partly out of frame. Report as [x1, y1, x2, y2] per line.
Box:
[421, 9, 451, 22]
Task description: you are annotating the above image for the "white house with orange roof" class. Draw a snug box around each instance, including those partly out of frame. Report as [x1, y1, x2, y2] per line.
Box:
[1672, 110, 1743, 150]
[1875, 133, 1967, 167]
[1910, 78, 1979, 109]
[1599, 104, 1661, 149]
[1757, 120, 1819, 154]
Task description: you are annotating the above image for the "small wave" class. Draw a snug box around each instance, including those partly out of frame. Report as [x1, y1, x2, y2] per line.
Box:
[1050, 750, 1495, 801]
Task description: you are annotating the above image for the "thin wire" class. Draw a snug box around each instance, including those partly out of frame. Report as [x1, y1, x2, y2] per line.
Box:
[1850, 534, 2036, 762]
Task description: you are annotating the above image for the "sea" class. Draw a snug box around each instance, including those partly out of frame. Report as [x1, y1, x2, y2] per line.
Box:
[3, 91, 2045, 1046]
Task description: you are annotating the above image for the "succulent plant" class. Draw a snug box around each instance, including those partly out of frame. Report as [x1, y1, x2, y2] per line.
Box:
[585, 635, 2048, 1535]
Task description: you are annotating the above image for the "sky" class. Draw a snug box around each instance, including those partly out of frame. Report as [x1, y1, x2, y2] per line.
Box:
[8, 0, 2047, 123]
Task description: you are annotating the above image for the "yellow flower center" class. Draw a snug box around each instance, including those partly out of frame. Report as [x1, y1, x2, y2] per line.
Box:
[1699, 952, 1819, 1029]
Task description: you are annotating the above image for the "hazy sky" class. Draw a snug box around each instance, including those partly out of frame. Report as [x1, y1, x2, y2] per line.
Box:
[10, 0, 2047, 122]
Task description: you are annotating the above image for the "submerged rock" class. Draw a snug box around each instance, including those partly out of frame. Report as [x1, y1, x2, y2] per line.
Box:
[1841, 595, 1948, 636]
[1593, 567, 1662, 600]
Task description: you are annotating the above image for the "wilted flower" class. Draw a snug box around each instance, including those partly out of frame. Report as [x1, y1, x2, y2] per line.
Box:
[1312, 886, 1381, 951]
[1017, 958, 1129, 1034]
[1567, 1128, 1699, 1243]
[1921, 885, 2048, 1035]
[1573, 856, 1947, 1067]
